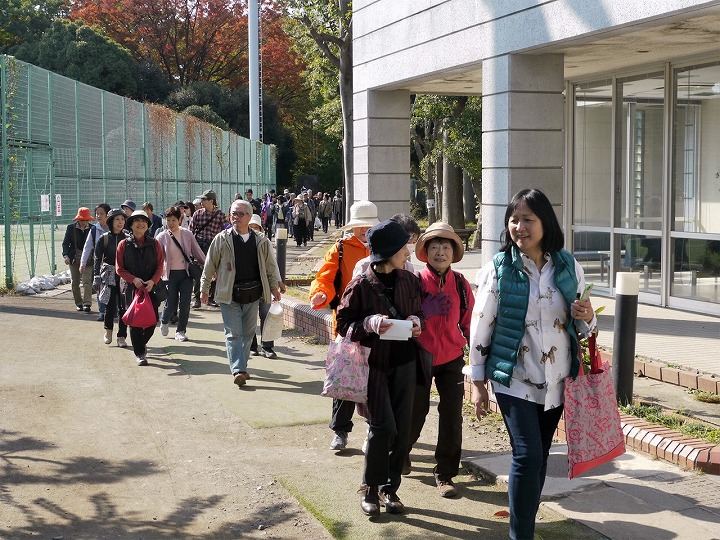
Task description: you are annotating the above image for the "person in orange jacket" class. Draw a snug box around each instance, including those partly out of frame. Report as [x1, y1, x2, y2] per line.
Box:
[309, 200, 380, 451]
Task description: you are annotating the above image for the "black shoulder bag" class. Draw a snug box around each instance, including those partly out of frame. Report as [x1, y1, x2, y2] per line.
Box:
[328, 240, 344, 309]
[170, 231, 203, 281]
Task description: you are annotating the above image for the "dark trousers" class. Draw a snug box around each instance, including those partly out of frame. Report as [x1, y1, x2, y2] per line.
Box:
[407, 356, 465, 479]
[104, 285, 127, 338]
[295, 221, 308, 246]
[130, 317, 158, 357]
[496, 392, 564, 540]
[329, 399, 355, 434]
[251, 300, 274, 350]
[321, 216, 329, 233]
[161, 270, 193, 332]
[363, 360, 416, 493]
[334, 212, 342, 228]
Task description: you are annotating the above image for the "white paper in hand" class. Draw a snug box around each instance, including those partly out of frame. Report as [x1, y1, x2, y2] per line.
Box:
[379, 319, 413, 341]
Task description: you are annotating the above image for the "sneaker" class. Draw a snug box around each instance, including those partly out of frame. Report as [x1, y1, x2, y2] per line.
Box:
[103, 329, 112, 345]
[261, 347, 276, 359]
[330, 431, 348, 450]
[169, 313, 179, 324]
[76, 305, 84, 312]
[192, 300, 201, 309]
[175, 331, 188, 342]
[208, 300, 219, 307]
[117, 336, 127, 348]
[83, 305, 91, 313]
[96, 313, 105, 322]
[251, 348, 260, 356]
[435, 473, 458, 498]
[160, 323, 169, 336]
[136, 356, 148, 366]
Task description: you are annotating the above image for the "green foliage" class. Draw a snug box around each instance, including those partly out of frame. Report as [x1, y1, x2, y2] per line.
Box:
[620, 403, 720, 444]
[133, 59, 174, 103]
[182, 105, 229, 131]
[13, 19, 137, 96]
[0, 0, 68, 52]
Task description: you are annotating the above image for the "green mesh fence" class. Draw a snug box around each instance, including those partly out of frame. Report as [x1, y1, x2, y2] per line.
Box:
[1, 55, 276, 287]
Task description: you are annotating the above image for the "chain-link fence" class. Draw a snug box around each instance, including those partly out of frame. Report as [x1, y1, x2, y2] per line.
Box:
[1, 55, 276, 287]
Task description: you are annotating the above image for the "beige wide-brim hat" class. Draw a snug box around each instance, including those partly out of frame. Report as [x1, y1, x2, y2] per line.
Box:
[249, 214, 263, 230]
[415, 221, 465, 263]
[341, 200, 380, 230]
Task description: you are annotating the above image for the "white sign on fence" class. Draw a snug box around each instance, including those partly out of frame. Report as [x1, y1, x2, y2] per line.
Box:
[41, 194, 50, 212]
[55, 194, 62, 217]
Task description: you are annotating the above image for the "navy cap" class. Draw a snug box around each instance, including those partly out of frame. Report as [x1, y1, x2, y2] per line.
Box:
[367, 220, 410, 263]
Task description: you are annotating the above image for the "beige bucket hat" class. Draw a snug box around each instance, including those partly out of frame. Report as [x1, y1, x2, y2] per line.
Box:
[415, 221, 465, 263]
[341, 200, 380, 230]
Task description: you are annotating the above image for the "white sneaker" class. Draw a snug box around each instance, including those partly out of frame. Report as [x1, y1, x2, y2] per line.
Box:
[161, 323, 169, 336]
[103, 329, 112, 345]
[175, 331, 188, 342]
[136, 355, 148, 366]
[330, 431, 348, 450]
[117, 336, 127, 348]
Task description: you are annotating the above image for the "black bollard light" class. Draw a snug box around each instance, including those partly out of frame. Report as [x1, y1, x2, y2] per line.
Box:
[612, 272, 639, 405]
[275, 226, 287, 282]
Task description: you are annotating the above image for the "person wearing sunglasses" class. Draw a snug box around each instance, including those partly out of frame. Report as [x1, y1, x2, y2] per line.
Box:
[200, 200, 282, 387]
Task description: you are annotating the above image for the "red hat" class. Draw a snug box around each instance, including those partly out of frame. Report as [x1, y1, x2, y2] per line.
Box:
[72, 207, 96, 221]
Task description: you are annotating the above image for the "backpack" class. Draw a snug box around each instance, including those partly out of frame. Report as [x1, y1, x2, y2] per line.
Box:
[328, 240, 344, 310]
[453, 270, 469, 319]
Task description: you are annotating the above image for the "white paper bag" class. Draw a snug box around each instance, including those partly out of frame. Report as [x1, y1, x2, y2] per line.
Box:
[261, 302, 284, 343]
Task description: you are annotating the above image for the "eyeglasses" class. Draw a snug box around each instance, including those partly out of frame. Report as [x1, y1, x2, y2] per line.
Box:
[230, 211, 250, 217]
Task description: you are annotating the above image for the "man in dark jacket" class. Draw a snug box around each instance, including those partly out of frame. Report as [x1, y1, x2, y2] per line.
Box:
[62, 207, 95, 312]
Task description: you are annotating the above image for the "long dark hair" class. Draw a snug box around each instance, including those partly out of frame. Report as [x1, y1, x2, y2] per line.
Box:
[499, 189, 564, 254]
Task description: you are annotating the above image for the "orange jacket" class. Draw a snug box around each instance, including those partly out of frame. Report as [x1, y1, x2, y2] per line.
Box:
[309, 235, 369, 311]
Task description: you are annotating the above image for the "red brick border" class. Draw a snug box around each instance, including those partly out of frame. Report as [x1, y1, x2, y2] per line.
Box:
[281, 297, 720, 474]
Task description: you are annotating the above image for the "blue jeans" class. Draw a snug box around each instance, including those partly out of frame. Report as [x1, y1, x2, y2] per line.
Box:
[161, 270, 193, 332]
[495, 392, 564, 540]
[219, 299, 260, 374]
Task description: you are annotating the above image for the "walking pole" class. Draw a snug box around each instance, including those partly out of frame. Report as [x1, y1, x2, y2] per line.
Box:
[613, 272, 639, 405]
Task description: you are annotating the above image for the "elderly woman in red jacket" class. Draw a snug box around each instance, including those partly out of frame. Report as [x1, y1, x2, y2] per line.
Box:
[406, 222, 475, 499]
[335, 219, 424, 517]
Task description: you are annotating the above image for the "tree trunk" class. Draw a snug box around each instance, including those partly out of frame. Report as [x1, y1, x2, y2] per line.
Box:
[434, 153, 443, 223]
[463, 171, 476, 223]
[442, 130, 464, 229]
[426, 160, 437, 224]
[339, 23, 353, 220]
[470, 176, 482, 249]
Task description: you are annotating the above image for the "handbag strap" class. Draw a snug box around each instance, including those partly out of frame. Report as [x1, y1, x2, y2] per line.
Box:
[362, 274, 400, 319]
[169, 231, 192, 264]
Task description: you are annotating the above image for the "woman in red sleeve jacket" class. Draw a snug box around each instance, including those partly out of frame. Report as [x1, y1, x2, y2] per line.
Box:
[407, 222, 474, 498]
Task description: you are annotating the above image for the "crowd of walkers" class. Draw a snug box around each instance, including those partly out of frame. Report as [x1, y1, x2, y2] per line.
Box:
[61, 186, 597, 539]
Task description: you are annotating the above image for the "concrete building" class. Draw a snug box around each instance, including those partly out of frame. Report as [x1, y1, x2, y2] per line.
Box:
[353, 1, 720, 315]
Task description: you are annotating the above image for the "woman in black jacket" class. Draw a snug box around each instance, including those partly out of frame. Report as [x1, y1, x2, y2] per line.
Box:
[94, 209, 129, 348]
[62, 207, 95, 312]
[335, 220, 424, 517]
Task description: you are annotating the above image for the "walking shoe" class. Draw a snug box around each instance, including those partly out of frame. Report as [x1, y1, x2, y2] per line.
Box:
[175, 331, 188, 342]
[76, 305, 84, 312]
[192, 300, 201, 309]
[378, 490, 405, 514]
[117, 336, 127, 348]
[251, 348, 260, 356]
[169, 313, 179, 324]
[261, 347, 277, 359]
[83, 305, 91, 313]
[208, 300, 219, 307]
[360, 485, 380, 516]
[402, 456, 412, 475]
[160, 323, 169, 336]
[330, 431, 348, 450]
[435, 473, 458, 498]
[96, 313, 105, 322]
[103, 329, 112, 345]
[136, 356, 148, 366]
[233, 372, 247, 387]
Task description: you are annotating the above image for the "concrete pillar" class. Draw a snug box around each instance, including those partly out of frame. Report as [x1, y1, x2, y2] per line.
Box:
[481, 53, 564, 264]
[353, 89, 411, 219]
